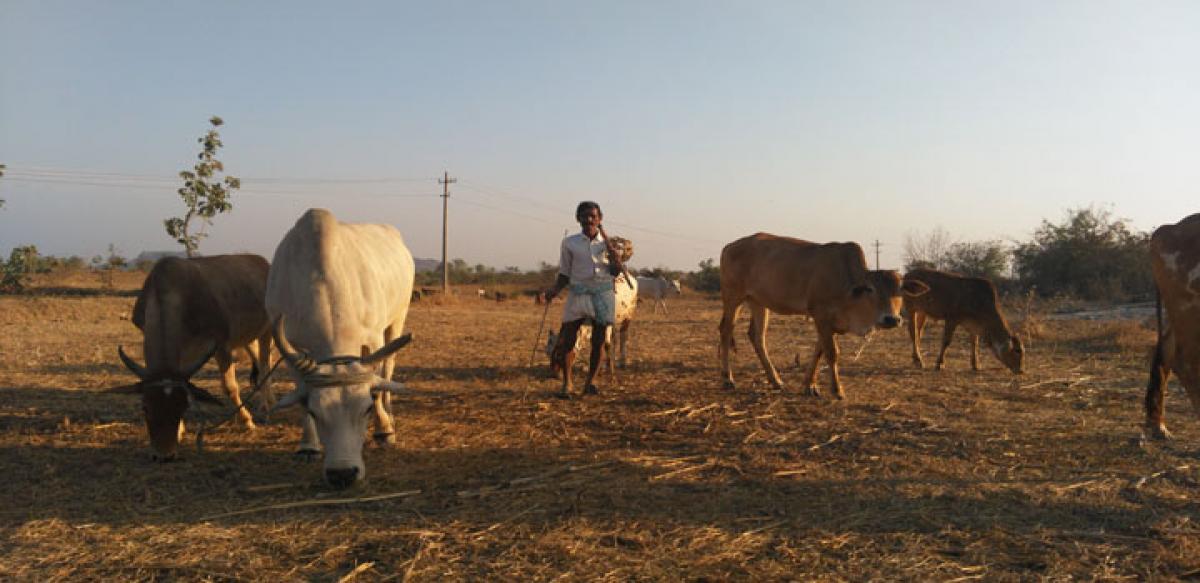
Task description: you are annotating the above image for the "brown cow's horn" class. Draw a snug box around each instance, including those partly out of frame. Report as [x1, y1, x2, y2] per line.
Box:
[182, 342, 218, 379]
[361, 333, 413, 366]
[117, 346, 149, 380]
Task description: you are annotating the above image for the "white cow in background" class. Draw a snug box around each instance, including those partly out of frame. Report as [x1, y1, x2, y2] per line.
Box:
[267, 208, 415, 489]
[636, 275, 682, 314]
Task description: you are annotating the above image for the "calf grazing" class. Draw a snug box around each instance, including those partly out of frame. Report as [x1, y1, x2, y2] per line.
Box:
[267, 208, 415, 488]
[902, 268, 1024, 374]
[636, 276, 683, 314]
[108, 254, 273, 461]
[718, 233, 928, 398]
[1144, 213, 1200, 440]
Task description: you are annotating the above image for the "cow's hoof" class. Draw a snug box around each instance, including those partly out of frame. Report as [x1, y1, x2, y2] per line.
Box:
[832, 389, 846, 401]
[804, 386, 821, 397]
[722, 379, 737, 390]
[583, 384, 599, 396]
[295, 448, 321, 462]
[1145, 424, 1174, 442]
[373, 432, 396, 447]
[912, 361, 925, 370]
[934, 363, 945, 372]
[554, 391, 571, 400]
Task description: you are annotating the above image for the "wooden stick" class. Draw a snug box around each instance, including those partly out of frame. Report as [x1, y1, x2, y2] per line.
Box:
[199, 489, 422, 520]
[337, 562, 375, 583]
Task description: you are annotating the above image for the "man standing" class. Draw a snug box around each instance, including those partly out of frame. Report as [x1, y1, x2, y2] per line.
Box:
[545, 201, 624, 398]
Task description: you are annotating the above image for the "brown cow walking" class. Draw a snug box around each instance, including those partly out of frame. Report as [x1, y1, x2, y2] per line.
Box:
[718, 233, 928, 398]
[1144, 213, 1200, 440]
[902, 268, 1024, 374]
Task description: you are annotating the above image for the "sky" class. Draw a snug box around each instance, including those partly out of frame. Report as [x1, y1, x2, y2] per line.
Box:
[2, 1, 1198, 271]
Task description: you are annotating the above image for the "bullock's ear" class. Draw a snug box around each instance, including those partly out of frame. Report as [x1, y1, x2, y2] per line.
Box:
[271, 389, 306, 412]
[851, 285, 875, 298]
[103, 383, 144, 395]
[187, 384, 224, 406]
[372, 379, 410, 396]
[901, 279, 930, 297]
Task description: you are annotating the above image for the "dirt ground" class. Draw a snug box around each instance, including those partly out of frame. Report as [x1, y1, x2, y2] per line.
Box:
[2, 273, 1200, 581]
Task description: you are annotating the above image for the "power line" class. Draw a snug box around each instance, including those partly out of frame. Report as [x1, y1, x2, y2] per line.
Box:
[5, 165, 434, 185]
[3, 177, 438, 198]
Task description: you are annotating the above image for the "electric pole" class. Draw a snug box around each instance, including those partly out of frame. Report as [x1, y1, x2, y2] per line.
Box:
[873, 239, 882, 270]
[439, 171, 456, 296]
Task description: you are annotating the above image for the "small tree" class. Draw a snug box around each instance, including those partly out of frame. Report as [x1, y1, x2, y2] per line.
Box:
[943, 240, 1010, 281]
[165, 117, 240, 257]
[685, 258, 721, 293]
[1013, 206, 1151, 301]
[91, 244, 126, 290]
[0, 245, 38, 294]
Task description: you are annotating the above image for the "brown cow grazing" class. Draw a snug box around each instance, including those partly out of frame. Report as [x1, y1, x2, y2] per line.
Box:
[1144, 213, 1200, 440]
[902, 268, 1024, 374]
[718, 233, 929, 398]
[109, 255, 273, 461]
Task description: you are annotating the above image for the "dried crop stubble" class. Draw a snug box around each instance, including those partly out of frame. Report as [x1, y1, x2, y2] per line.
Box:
[1, 278, 1199, 581]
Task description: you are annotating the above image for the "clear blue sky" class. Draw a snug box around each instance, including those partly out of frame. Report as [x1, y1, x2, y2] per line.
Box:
[2, 1, 1197, 271]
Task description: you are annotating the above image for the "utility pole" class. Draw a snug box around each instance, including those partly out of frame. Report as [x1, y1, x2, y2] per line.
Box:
[873, 239, 882, 270]
[439, 171, 456, 296]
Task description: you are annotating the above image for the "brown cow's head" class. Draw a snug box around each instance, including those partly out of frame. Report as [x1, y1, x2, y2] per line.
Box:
[109, 344, 220, 461]
[841, 271, 930, 335]
[990, 335, 1025, 374]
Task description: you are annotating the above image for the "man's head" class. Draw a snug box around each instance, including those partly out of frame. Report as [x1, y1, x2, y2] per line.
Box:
[576, 201, 602, 233]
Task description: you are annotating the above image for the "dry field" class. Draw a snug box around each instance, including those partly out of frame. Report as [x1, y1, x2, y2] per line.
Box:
[3, 272, 1200, 581]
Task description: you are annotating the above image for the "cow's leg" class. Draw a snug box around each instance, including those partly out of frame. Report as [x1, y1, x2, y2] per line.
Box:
[583, 321, 607, 395]
[747, 301, 784, 389]
[216, 348, 256, 428]
[802, 340, 825, 397]
[819, 324, 844, 399]
[935, 320, 959, 371]
[247, 335, 277, 413]
[556, 320, 584, 398]
[970, 335, 981, 371]
[661, 299, 669, 316]
[1145, 337, 1173, 440]
[719, 299, 744, 389]
[617, 319, 630, 369]
[908, 311, 926, 369]
[369, 332, 397, 446]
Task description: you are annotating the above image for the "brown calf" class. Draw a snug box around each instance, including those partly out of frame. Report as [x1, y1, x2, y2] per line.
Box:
[902, 268, 1024, 374]
[718, 233, 928, 398]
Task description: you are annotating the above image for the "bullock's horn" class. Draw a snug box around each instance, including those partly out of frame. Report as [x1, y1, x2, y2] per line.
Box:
[272, 315, 316, 373]
[182, 342, 219, 379]
[372, 379, 410, 396]
[361, 333, 414, 366]
[117, 346, 149, 380]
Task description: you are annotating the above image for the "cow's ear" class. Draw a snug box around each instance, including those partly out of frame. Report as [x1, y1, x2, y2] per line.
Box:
[901, 279, 930, 297]
[851, 285, 875, 298]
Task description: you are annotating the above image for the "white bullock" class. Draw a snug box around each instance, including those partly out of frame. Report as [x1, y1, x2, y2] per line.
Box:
[546, 273, 639, 372]
[636, 276, 682, 314]
[267, 208, 415, 488]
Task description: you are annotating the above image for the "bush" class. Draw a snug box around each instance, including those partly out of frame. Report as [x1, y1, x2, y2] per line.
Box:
[1013, 207, 1151, 302]
[685, 258, 720, 293]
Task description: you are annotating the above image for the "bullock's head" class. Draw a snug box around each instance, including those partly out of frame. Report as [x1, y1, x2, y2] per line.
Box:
[271, 316, 411, 489]
[109, 343, 221, 461]
[990, 335, 1025, 374]
[840, 271, 930, 336]
[669, 279, 682, 296]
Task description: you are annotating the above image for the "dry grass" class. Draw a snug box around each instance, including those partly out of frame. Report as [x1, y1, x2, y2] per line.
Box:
[2, 275, 1199, 581]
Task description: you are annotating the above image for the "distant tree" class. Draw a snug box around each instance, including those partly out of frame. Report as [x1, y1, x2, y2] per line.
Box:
[902, 227, 955, 272]
[685, 258, 721, 293]
[1013, 206, 1151, 301]
[943, 240, 1010, 281]
[1, 245, 38, 294]
[91, 244, 126, 290]
[165, 117, 240, 257]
